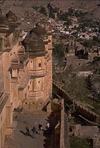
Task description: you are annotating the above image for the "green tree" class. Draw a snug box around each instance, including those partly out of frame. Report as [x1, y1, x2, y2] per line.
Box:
[70, 137, 91, 148]
[82, 40, 93, 48]
[53, 43, 65, 59]
[59, 12, 68, 21]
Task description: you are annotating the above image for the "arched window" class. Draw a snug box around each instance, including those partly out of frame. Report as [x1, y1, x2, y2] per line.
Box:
[39, 63, 41, 67]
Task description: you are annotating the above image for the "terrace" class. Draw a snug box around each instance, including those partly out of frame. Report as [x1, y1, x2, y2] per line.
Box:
[4, 98, 69, 148]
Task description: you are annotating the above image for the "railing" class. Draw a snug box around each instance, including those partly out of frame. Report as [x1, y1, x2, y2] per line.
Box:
[53, 81, 100, 123]
[0, 92, 8, 113]
[0, 92, 4, 105]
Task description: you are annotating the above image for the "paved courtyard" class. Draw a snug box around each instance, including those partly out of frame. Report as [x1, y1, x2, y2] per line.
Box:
[4, 111, 49, 148]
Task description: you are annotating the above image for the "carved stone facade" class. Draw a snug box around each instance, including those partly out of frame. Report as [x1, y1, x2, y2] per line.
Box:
[0, 12, 52, 148]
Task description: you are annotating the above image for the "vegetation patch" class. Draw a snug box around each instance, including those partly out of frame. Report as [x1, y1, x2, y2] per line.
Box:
[70, 136, 91, 148]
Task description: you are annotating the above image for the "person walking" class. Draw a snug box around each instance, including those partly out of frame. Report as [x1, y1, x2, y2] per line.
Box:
[31, 126, 37, 134]
[46, 122, 50, 129]
[25, 127, 30, 136]
[38, 124, 42, 130]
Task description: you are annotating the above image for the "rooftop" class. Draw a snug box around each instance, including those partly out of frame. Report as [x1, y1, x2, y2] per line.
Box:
[6, 10, 18, 23]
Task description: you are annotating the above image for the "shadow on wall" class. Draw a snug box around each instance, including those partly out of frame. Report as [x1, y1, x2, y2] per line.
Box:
[43, 107, 61, 148]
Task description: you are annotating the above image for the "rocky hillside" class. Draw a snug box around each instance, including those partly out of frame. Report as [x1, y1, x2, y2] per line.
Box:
[0, 0, 100, 19]
[29, 0, 100, 19]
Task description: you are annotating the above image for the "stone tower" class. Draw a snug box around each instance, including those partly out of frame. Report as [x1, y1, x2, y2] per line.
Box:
[21, 24, 52, 111]
[0, 11, 20, 148]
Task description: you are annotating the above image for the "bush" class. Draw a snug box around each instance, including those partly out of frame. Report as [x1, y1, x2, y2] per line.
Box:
[58, 12, 68, 21]
[70, 137, 91, 148]
[82, 40, 94, 48]
[39, 6, 47, 16]
[53, 43, 65, 59]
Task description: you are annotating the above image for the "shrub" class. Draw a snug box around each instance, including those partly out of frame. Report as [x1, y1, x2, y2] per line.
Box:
[39, 6, 47, 16]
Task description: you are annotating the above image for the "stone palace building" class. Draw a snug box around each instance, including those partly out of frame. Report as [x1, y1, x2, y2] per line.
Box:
[0, 11, 52, 148]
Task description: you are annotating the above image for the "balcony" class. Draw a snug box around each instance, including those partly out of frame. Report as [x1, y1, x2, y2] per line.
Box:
[28, 91, 43, 99]
[10, 77, 18, 83]
[28, 69, 46, 77]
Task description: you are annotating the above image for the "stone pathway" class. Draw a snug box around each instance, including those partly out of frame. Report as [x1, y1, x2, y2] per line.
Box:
[4, 111, 49, 148]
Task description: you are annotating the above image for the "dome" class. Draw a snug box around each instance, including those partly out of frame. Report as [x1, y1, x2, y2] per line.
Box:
[6, 10, 17, 22]
[22, 29, 45, 52]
